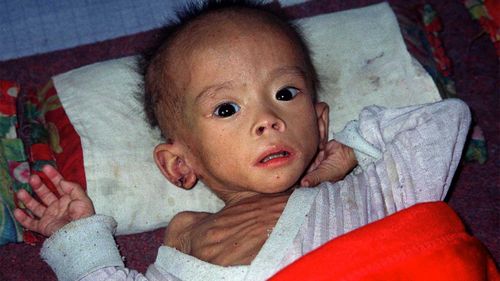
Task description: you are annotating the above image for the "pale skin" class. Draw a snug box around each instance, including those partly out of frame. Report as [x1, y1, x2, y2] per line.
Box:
[15, 9, 357, 267]
[14, 165, 95, 237]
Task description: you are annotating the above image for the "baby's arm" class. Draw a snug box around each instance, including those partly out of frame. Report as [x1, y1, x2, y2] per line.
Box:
[356, 99, 470, 205]
[14, 166, 164, 281]
[300, 100, 470, 245]
[339, 99, 470, 219]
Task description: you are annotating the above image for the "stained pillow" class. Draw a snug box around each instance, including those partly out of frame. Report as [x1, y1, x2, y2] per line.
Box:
[40, 2, 440, 235]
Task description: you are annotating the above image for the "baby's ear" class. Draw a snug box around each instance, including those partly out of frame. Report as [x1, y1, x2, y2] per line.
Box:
[315, 102, 329, 149]
[154, 142, 197, 190]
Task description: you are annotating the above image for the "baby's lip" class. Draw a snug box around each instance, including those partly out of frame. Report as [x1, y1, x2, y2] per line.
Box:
[255, 145, 295, 167]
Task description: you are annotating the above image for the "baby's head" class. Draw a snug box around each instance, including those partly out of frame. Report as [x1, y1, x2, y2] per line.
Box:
[142, 0, 329, 202]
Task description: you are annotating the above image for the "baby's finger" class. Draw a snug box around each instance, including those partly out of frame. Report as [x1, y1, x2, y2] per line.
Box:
[13, 208, 40, 232]
[28, 173, 43, 189]
[305, 151, 324, 174]
[60, 180, 86, 200]
[16, 189, 47, 218]
[300, 168, 329, 187]
[41, 165, 65, 194]
[29, 175, 58, 206]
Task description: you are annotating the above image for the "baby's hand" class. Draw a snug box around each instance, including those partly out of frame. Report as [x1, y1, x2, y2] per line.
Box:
[14, 165, 95, 237]
[301, 140, 357, 187]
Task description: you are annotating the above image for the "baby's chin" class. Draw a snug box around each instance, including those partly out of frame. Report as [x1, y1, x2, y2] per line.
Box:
[256, 174, 302, 194]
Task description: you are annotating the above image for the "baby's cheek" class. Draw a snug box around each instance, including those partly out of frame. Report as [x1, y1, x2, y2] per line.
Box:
[304, 129, 321, 161]
[202, 142, 239, 169]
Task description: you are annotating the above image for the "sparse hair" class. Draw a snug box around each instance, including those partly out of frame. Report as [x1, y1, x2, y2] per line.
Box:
[139, 0, 318, 139]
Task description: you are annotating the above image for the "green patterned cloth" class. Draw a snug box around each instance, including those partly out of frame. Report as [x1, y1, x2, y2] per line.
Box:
[0, 81, 31, 245]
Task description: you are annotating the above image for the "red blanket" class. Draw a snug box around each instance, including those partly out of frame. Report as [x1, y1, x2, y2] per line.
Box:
[271, 202, 499, 280]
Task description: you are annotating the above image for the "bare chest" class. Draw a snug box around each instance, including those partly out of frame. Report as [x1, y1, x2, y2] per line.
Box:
[165, 193, 290, 266]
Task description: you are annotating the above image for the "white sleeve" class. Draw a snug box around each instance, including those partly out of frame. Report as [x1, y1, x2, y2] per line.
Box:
[41, 215, 179, 281]
[78, 267, 150, 281]
[362, 99, 469, 201]
[301, 99, 470, 240]
[267, 99, 471, 261]
[336, 99, 471, 222]
[78, 265, 181, 281]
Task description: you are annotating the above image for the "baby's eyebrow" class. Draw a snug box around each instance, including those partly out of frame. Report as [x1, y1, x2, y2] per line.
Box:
[270, 66, 307, 79]
[195, 81, 234, 104]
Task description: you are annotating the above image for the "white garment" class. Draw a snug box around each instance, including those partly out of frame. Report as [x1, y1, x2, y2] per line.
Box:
[41, 100, 470, 281]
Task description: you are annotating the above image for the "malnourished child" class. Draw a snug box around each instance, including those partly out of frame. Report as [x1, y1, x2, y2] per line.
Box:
[14, 1, 470, 280]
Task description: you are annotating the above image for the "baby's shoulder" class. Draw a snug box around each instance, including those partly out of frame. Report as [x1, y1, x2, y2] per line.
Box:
[168, 211, 211, 230]
[164, 211, 211, 249]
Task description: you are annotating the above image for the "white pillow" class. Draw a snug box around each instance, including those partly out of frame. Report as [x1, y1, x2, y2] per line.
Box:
[52, 2, 440, 235]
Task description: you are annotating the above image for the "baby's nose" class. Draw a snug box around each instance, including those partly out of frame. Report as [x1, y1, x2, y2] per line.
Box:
[254, 118, 285, 136]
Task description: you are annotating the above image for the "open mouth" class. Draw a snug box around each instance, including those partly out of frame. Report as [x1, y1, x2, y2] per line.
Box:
[260, 151, 290, 164]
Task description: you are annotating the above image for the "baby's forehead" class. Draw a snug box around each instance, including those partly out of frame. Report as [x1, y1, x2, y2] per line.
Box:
[160, 6, 316, 90]
[162, 8, 308, 83]
[172, 8, 301, 54]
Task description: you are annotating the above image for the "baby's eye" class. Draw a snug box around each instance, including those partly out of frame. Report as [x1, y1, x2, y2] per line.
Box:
[214, 102, 240, 118]
[275, 87, 299, 101]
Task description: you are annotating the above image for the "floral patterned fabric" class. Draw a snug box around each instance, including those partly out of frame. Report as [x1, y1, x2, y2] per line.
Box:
[0, 81, 31, 245]
[17, 79, 86, 189]
[19, 80, 86, 190]
[393, 3, 455, 99]
[0, 78, 86, 246]
[464, 0, 500, 57]
[17, 80, 87, 245]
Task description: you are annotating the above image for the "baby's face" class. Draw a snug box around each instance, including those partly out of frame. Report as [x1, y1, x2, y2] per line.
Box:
[172, 16, 325, 198]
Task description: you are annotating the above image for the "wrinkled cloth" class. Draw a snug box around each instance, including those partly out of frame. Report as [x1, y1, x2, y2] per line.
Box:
[42, 99, 471, 281]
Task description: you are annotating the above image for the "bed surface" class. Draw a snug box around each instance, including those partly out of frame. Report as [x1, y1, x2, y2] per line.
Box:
[0, 0, 498, 279]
